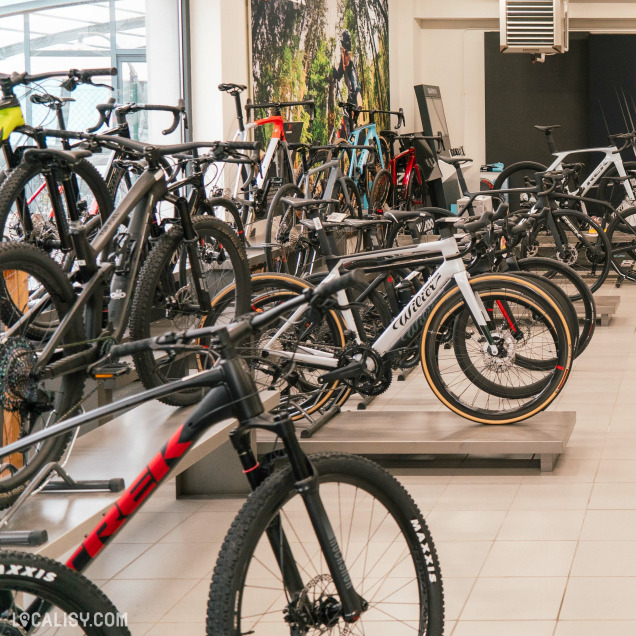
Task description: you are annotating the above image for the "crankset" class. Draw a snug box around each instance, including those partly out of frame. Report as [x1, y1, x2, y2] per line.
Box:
[319, 345, 392, 397]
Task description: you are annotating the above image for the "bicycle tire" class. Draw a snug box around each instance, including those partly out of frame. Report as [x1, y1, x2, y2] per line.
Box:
[370, 167, 391, 213]
[198, 196, 246, 242]
[492, 161, 547, 211]
[517, 257, 596, 357]
[129, 216, 250, 407]
[206, 273, 351, 420]
[0, 551, 130, 635]
[451, 271, 575, 399]
[405, 163, 429, 210]
[331, 178, 364, 256]
[0, 242, 85, 508]
[606, 206, 636, 282]
[422, 273, 572, 424]
[596, 160, 636, 213]
[207, 452, 444, 636]
[264, 183, 312, 275]
[0, 158, 113, 252]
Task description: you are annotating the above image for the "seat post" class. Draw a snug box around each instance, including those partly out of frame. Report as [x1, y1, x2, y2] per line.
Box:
[545, 131, 557, 154]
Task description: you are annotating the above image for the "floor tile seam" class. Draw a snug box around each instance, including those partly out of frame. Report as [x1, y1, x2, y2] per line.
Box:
[148, 577, 205, 624]
[93, 542, 157, 584]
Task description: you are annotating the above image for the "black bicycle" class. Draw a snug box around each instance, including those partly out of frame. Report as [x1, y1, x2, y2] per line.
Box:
[0, 138, 254, 507]
[0, 269, 444, 635]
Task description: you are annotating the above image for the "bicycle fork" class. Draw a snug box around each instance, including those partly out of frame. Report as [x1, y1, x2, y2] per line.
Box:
[231, 415, 367, 625]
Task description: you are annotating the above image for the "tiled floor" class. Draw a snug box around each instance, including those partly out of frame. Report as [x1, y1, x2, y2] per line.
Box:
[84, 282, 636, 634]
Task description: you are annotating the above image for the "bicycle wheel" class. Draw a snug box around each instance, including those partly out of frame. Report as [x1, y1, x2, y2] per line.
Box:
[370, 168, 391, 214]
[596, 160, 636, 213]
[0, 551, 129, 635]
[516, 257, 596, 357]
[207, 452, 444, 636]
[129, 216, 250, 407]
[206, 273, 351, 420]
[523, 209, 611, 293]
[0, 242, 85, 508]
[264, 183, 315, 275]
[422, 274, 572, 424]
[405, 163, 429, 210]
[606, 205, 636, 282]
[0, 159, 113, 267]
[492, 161, 547, 212]
[199, 196, 245, 241]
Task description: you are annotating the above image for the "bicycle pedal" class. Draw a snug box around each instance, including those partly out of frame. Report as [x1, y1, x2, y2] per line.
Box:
[90, 362, 131, 379]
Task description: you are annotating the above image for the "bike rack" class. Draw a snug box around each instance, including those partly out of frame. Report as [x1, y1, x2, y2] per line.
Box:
[0, 457, 124, 547]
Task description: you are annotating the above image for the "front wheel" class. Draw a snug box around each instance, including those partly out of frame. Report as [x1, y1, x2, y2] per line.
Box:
[0, 551, 130, 635]
[492, 161, 547, 211]
[207, 453, 444, 635]
[422, 274, 573, 424]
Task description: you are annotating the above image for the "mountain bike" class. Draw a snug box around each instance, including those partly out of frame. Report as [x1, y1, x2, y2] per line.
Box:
[0, 269, 444, 635]
[0, 139, 254, 507]
[207, 201, 574, 425]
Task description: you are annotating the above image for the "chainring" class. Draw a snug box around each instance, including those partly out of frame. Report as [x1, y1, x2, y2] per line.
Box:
[338, 345, 392, 396]
[0, 620, 27, 636]
[0, 338, 38, 413]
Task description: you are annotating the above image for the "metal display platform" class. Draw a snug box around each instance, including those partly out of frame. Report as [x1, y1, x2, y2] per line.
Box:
[258, 410, 576, 472]
[574, 295, 620, 327]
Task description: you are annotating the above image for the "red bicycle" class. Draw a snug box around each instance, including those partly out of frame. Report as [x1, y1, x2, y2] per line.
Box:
[370, 132, 445, 213]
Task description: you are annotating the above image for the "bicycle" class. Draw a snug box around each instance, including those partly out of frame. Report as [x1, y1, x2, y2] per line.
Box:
[492, 125, 636, 214]
[0, 139, 255, 507]
[207, 200, 575, 425]
[264, 146, 375, 275]
[216, 85, 316, 238]
[0, 269, 444, 635]
[371, 132, 446, 213]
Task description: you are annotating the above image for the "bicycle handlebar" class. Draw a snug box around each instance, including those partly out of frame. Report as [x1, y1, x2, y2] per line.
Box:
[245, 97, 316, 122]
[108, 269, 365, 360]
[369, 108, 405, 129]
[114, 99, 187, 134]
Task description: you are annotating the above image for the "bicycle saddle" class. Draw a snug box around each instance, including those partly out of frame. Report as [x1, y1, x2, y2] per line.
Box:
[30, 94, 74, 106]
[383, 208, 448, 223]
[439, 154, 472, 166]
[380, 129, 400, 140]
[280, 197, 336, 210]
[534, 125, 561, 133]
[23, 148, 92, 166]
[218, 83, 246, 93]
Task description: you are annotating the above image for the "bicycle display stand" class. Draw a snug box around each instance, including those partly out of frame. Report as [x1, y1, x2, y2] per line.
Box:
[260, 410, 576, 472]
[575, 295, 620, 327]
[0, 462, 125, 548]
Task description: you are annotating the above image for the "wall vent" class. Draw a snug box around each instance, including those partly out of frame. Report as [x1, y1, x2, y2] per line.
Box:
[500, 0, 568, 54]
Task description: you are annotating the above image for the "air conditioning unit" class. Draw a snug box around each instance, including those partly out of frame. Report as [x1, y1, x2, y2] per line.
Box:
[500, 0, 569, 55]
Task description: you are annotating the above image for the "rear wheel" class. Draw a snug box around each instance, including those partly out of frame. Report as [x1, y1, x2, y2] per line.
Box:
[405, 163, 429, 210]
[0, 243, 85, 508]
[492, 161, 547, 212]
[129, 216, 250, 407]
[607, 206, 636, 282]
[264, 183, 314, 276]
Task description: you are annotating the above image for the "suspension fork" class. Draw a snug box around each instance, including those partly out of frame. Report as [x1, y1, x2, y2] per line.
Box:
[232, 415, 367, 622]
[172, 194, 212, 309]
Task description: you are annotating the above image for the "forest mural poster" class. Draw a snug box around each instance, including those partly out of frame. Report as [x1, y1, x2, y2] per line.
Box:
[250, 0, 390, 145]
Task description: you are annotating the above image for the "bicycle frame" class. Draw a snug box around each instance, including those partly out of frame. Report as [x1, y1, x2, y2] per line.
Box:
[0, 329, 368, 622]
[262, 233, 491, 369]
[546, 146, 636, 210]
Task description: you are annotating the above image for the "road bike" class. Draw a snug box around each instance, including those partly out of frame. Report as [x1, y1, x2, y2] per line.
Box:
[0, 139, 254, 507]
[492, 125, 636, 214]
[0, 269, 444, 635]
[208, 202, 575, 425]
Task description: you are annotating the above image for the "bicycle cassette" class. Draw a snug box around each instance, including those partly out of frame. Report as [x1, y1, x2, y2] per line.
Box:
[337, 345, 392, 397]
